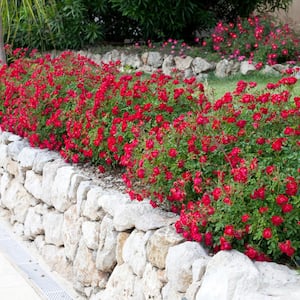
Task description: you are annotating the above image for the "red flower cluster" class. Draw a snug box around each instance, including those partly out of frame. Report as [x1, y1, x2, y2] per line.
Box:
[0, 48, 299, 265]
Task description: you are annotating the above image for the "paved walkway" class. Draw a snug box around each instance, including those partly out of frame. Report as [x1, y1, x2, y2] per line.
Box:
[0, 220, 76, 300]
[0, 250, 45, 299]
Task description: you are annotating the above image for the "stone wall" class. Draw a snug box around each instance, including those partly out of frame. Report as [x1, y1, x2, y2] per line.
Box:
[0, 131, 299, 300]
[53, 49, 291, 80]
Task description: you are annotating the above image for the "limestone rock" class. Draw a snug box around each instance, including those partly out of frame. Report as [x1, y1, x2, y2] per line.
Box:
[215, 59, 240, 77]
[82, 221, 100, 250]
[0, 131, 21, 144]
[23, 206, 44, 239]
[260, 65, 281, 76]
[123, 229, 152, 277]
[0, 172, 13, 208]
[253, 262, 300, 299]
[98, 191, 130, 217]
[166, 241, 208, 293]
[62, 205, 83, 261]
[135, 210, 178, 232]
[162, 282, 185, 300]
[43, 211, 64, 246]
[82, 186, 105, 221]
[147, 52, 163, 68]
[195, 250, 260, 300]
[101, 50, 121, 64]
[174, 56, 193, 71]
[73, 239, 109, 288]
[192, 257, 210, 282]
[113, 202, 154, 231]
[40, 244, 72, 281]
[41, 159, 66, 206]
[240, 61, 256, 75]
[162, 55, 175, 76]
[97, 264, 144, 300]
[192, 57, 215, 74]
[24, 170, 43, 200]
[0, 144, 8, 169]
[1, 179, 38, 223]
[76, 180, 92, 217]
[51, 166, 76, 212]
[17, 147, 40, 171]
[32, 150, 61, 174]
[7, 140, 29, 161]
[68, 173, 90, 202]
[116, 232, 130, 265]
[121, 53, 143, 69]
[142, 263, 164, 300]
[96, 215, 118, 272]
[6, 158, 21, 179]
[146, 226, 185, 269]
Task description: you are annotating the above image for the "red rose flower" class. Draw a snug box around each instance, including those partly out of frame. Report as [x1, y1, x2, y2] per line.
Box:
[282, 203, 293, 213]
[262, 228, 272, 239]
[271, 215, 284, 226]
[276, 194, 289, 206]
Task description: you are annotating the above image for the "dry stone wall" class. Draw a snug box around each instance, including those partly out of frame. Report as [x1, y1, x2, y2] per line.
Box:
[69, 49, 292, 79]
[0, 131, 299, 300]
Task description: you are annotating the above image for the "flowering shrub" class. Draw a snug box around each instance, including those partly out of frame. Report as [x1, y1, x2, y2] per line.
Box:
[0, 49, 299, 265]
[0, 50, 203, 171]
[124, 75, 300, 264]
[203, 15, 300, 65]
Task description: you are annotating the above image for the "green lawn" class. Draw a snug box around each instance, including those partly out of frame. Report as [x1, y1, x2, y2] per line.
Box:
[203, 72, 300, 100]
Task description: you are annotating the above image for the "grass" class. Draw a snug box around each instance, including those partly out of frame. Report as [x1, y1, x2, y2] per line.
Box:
[202, 72, 300, 99]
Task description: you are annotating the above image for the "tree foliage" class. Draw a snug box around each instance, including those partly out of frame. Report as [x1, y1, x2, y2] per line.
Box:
[0, 0, 294, 51]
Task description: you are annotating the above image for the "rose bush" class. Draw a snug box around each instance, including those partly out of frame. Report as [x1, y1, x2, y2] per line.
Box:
[124, 75, 300, 264]
[0, 48, 299, 265]
[201, 15, 300, 65]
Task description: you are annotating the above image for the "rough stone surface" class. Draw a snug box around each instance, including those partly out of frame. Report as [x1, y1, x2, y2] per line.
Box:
[240, 61, 256, 75]
[43, 211, 64, 247]
[142, 263, 164, 300]
[73, 239, 109, 288]
[98, 191, 130, 217]
[215, 59, 240, 77]
[41, 159, 66, 206]
[82, 187, 105, 221]
[17, 147, 40, 170]
[23, 206, 44, 239]
[192, 57, 215, 74]
[162, 55, 175, 76]
[113, 202, 154, 231]
[123, 229, 152, 278]
[261, 65, 281, 76]
[174, 56, 193, 71]
[146, 226, 184, 269]
[195, 250, 260, 300]
[7, 140, 29, 161]
[82, 221, 100, 250]
[97, 264, 138, 300]
[135, 210, 178, 232]
[166, 242, 208, 293]
[51, 166, 76, 212]
[62, 205, 83, 261]
[96, 215, 118, 272]
[24, 170, 43, 200]
[147, 51, 163, 68]
[116, 232, 130, 265]
[32, 150, 61, 174]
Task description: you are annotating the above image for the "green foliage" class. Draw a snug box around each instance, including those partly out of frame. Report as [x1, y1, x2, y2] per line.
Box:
[109, 0, 293, 41]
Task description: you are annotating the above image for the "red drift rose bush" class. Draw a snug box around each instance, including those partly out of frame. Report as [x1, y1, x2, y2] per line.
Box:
[204, 14, 300, 65]
[0, 49, 204, 172]
[124, 76, 300, 264]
